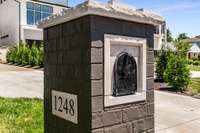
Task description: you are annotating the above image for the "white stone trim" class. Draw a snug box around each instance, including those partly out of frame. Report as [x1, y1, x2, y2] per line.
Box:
[104, 34, 147, 107]
[38, 1, 164, 29]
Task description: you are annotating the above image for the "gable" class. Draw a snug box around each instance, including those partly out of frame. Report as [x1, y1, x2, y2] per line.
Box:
[189, 43, 200, 53]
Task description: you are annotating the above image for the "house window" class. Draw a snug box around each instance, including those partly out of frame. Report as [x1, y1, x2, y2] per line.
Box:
[155, 26, 159, 34]
[27, 2, 53, 25]
[26, 39, 42, 48]
[161, 24, 166, 34]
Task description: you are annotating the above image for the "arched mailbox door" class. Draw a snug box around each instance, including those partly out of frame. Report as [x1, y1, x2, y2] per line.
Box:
[113, 52, 137, 97]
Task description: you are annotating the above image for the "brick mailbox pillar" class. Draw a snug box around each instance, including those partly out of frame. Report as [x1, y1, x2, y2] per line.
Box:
[39, 1, 164, 133]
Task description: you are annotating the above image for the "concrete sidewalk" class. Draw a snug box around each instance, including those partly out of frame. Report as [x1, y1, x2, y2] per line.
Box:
[155, 90, 200, 133]
[0, 63, 43, 99]
[191, 71, 200, 78]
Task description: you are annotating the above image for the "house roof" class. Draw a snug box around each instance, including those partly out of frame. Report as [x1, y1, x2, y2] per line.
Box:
[195, 35, 200, 38]
[189, 43, 200, 53]
[185, 36, 200, 43]
[38, 1, 165, 29]
[164, 42, 200, 53]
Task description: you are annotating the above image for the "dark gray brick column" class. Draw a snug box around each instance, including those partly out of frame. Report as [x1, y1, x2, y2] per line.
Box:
[44, 15, 155, 133]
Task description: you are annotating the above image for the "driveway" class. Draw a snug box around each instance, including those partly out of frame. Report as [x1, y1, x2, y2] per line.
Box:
[0, 63, 43, 99]
[155, 90, 200, 133]
[1, 64, 200, 132]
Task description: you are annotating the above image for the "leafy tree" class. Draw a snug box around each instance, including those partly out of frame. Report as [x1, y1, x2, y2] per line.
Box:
[177, 33, 189, 41]
[167, 29, 173, 42]
[164, 40, 191, 91]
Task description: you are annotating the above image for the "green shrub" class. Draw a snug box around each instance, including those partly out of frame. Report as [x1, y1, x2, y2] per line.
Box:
[164, 55, 190, 91]
[6, 47, 13, 63]
[188, 59, 193, 65]
[38, 45, 44, 67]
[16, 42, 30, 65]
[193, 60, 200, 66]
[29, 43, 40, 66]
[6, 46, 18, 63]
[155, 48, 171, 82]
[164, 40, 191, 91]
[6, 41, 44, 67]
[11, 48, 18, 63]
[192, 58, 198, 61]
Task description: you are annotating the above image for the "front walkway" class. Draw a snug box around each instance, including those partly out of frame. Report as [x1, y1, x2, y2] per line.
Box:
[0, 63, 43, 99]
[155, 90, 200, 133]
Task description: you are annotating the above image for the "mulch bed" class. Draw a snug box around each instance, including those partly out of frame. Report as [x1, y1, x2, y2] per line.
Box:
[2, 62, 44, 71]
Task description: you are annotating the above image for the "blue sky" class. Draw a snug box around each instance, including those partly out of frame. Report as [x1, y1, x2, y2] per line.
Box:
[50, 0, 200, 38]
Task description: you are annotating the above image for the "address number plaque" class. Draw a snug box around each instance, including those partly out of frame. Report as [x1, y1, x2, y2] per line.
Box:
[52, 90, 78, 124]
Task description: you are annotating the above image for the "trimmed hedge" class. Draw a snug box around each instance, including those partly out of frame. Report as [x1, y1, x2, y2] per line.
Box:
[188, 59, 200, 66]
[6, 41, 43, 67]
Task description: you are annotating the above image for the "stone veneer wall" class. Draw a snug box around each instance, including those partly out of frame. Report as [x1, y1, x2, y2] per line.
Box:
[44, 15, 155, 133]
[90, 16, 155, 133]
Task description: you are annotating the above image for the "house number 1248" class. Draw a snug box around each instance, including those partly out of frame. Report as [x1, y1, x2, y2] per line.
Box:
[52, 90, 78, 124]
[54, 96, 75, 116]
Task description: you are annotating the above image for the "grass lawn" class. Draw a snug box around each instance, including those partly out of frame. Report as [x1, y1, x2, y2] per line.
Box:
[0, 98, 43, 133]
[189, 65, 200, 71]
[187, 77, 200, 95]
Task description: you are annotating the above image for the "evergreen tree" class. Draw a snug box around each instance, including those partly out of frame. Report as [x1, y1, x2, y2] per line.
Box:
[164, 40, 191, 91]
[167, 29, 173, 42]
[155, 48, 171, 82]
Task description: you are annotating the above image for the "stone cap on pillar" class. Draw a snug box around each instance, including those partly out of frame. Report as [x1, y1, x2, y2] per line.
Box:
[38, 0, 165, 29]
